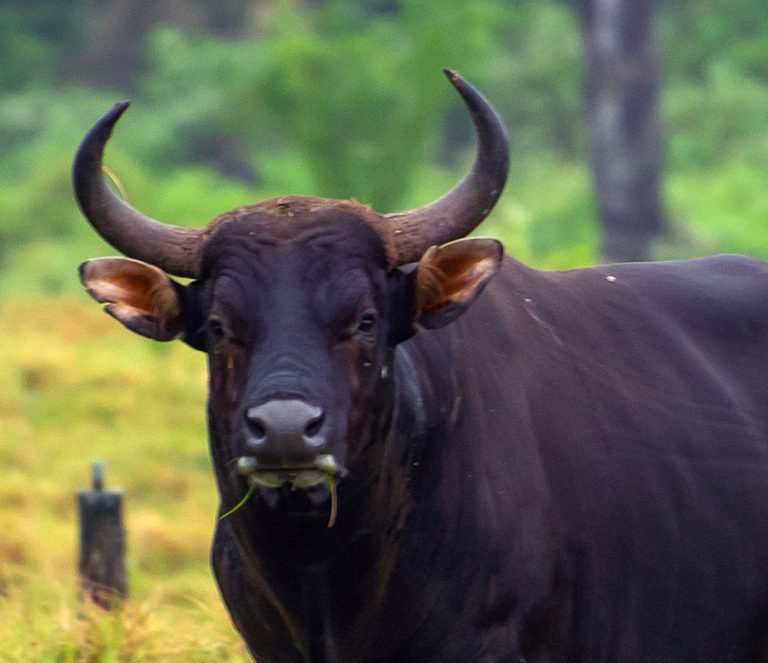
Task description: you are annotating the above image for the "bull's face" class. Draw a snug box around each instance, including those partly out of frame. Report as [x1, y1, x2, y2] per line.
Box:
[195, 214, 392, 490]
[73, 71, 509, 510]
[79, 206, 502, 501]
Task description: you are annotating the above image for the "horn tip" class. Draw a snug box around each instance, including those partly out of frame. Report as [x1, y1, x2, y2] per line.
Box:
[443, 69, 476, 107]
[79, 101, 132, 150]
[108, 100, 131, 122]
[96, 101, 132, 134]
[443, 68, 460, 85]
[76, 101, 132, 164]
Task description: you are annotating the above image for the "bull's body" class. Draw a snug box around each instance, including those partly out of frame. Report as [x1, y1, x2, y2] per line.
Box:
[213, 254, 768, 662]
[74, 73, 768, 662]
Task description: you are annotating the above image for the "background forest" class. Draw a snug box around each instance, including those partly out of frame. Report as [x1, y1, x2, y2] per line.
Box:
[0, 0, 767, 660]
[3, 0, 768, 295]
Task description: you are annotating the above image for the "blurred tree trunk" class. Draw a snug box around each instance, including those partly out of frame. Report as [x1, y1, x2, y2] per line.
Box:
[70, 0, 248, 90]
[574, 0, 665, 262]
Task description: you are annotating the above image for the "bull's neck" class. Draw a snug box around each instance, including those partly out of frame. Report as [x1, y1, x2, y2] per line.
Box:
[208, 341, 469, 660]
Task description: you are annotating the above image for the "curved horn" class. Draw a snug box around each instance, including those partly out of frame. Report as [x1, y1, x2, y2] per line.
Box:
[377, 70, 509, 266]
[73, 102, 205, 277]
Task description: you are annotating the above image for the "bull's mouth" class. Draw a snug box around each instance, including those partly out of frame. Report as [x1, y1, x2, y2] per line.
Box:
[236, 454, 339, 489]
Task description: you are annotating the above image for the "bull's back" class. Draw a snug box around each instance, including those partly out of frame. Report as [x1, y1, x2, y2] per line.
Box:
[412, 254, 768, 661]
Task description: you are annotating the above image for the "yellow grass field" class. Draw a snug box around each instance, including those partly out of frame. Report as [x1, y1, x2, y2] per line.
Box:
[0, 298, 249, 662]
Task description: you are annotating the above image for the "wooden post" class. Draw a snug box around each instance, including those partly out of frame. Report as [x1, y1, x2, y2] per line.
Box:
[77, 461, 127, 608]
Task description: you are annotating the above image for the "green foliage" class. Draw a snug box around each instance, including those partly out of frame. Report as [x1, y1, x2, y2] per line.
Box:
[665, 163, 768, 258]
[501, 156, 597, 268]
[0, 0, 609, 298]
[656, 0, 768, 257]
[0, 0, 767, 291]
[138, 0, 507, 210]
[664, 63, 768, 171]
[482, 1, 585, 156]
[0, 1, 83, 91]
[659, 0, 768, 82]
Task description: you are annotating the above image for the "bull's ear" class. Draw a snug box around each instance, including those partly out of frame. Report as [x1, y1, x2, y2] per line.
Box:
[79, 257, 184, 341]
[414, 238, 503, 329]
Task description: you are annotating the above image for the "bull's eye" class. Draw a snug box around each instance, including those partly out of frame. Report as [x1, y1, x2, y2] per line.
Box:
[356, 313, 377, 335]
[207, 317, 227, 342]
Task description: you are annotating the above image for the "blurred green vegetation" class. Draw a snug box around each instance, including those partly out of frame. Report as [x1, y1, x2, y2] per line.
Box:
[1, 1, 767, 659]
[1, 0, 767, 298]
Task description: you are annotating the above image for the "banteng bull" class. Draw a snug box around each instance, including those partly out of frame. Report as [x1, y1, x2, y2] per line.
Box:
[74, 71, 768, 662]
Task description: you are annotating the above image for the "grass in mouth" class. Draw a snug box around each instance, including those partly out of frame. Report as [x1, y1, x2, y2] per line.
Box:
[326, 474, 337, 529]
[218, 476, 338, 527]
[219, 483, 256, 520]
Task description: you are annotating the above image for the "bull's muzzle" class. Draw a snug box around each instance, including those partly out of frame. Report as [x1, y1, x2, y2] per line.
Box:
[240, 399, 336, 488]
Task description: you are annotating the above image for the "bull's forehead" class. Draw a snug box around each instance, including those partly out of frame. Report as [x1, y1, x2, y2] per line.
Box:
[198, 200, 389, 326]
[200, 198, 388, 275]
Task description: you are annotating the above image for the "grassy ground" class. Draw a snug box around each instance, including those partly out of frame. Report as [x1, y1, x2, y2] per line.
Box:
[0, 298, 249, 662]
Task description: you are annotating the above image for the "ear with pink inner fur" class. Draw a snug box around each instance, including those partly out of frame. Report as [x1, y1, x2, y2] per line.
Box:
[414, 238, 503, 329]
[79, 257, 184, 341]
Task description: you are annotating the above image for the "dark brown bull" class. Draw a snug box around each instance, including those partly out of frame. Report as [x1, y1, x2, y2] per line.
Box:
[75, 71, 768, 662]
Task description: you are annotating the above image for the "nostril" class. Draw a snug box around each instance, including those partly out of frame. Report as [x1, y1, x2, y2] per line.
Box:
[245, 408, 267, 441]
[250, 419, 266, 440]
[304, 409, 325, 438]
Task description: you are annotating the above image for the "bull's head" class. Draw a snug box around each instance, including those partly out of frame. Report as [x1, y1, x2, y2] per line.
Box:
[75, 71, 508, 514]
